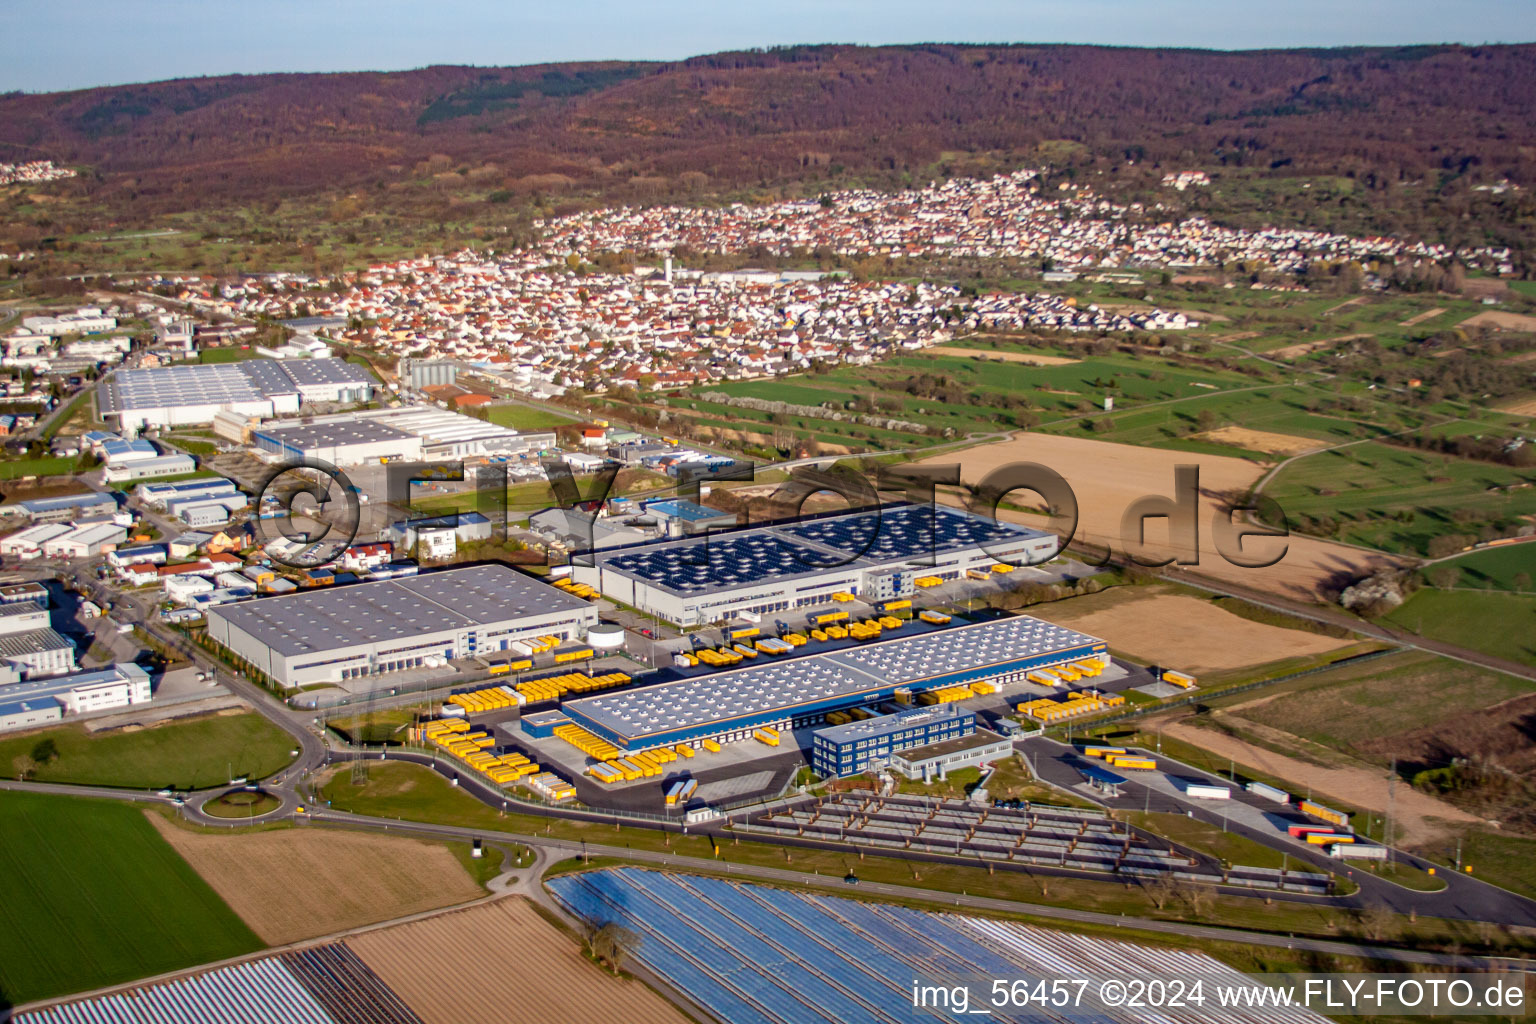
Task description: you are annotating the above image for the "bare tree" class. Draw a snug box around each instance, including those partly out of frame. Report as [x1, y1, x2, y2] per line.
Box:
[589, 921, 640, 975]
[12, 754, 37, 781]
[1144, 874, 1178, 911]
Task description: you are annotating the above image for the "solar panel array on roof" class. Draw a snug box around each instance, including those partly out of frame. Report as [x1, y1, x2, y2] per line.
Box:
[603, 534, 839, 594]
[782, 503, 1028, 560]
[256, 419, 415, 448]
[206, 564, 588, 657]
[99, 362, 274, 414]
[594, 503, 1052, 594]
[97, 358, 371, 415]
[275, 358, 375, 388]
[831, 615, 1091, 681]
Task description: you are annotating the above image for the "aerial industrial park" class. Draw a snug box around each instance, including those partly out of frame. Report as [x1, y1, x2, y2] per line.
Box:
[2, 12, 1535, 1024]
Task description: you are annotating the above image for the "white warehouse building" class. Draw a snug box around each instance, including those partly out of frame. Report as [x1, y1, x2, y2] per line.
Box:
[96, 357, 376, 435]
[572, 503, 1059, 627]
[0, 664, 152, 733]
[205, 563, 598, 688]
[248, 406, 554, 466]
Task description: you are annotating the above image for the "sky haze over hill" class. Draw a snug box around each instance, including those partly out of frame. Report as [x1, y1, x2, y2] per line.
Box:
[4, 0, 1535, 92]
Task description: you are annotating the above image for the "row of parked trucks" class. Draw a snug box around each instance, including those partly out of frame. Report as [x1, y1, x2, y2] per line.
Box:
[1080, 745, 1158, 771]
[1017, 686, 1125, 724]
[676, 603, 952, 669]
[445, 668, 629, 713]
[586, 740, 693, 783]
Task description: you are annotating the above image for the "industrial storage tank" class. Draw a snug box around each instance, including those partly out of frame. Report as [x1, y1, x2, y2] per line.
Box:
[587, 621, 626, 650]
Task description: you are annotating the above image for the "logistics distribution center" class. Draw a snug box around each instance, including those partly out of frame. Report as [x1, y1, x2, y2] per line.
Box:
[559, 615, 1105, 754]
[205, 564, 597, 687]
[572, 504, 1058, 626]
[96, 357, 376, 434]
[245, 406, 556, 466]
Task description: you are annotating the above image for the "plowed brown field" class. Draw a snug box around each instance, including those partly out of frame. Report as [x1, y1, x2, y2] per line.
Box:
[348, 897, 691, 1024]
[148, 815, 483, 944]
[1030, 590, 1352, 673]
[922, 432, 1402, 599]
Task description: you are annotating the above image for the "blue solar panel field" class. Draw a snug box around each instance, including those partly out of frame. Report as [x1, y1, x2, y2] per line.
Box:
[548, 868, 1328, 1024]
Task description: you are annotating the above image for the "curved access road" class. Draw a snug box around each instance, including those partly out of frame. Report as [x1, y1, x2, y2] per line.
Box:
[304, 805, 1526, 972]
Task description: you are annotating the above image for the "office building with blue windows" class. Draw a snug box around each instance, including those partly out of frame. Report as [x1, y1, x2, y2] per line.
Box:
[811, 703, 982, 778]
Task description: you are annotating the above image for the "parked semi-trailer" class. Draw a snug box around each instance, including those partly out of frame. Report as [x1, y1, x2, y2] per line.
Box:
[1299, 799, 1351, 829]
[1246, 781, 1291, 804]
[1287, 825, 1336, 839]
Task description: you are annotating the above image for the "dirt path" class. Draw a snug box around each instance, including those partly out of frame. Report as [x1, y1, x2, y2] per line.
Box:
[1156, 717, 1481, 846]
[1400, 307, 1446, 327]
[1462, 310, 1536, 332]
[1269, 333, 1372, 360]
[1195, 426, 1323, 457]
[930, 345, 1080, 365]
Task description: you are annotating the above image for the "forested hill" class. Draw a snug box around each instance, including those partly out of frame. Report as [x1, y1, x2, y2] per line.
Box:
[2, 43, 1534, 238]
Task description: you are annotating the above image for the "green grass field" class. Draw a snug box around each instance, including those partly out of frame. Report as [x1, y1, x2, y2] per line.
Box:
[0, 455, 87, 480]
[1262, 441, 1536, 555]
[326, 707, 419, 745]
[1420, 542, 1536, 592]
[1382, 589, 1536, 667]
[0, 713, 298, 789]
[483, 404, 580, 430]
[1215, 650, 1536, 754]
[1455, 830, 1536, 900]
[1125, 812, 1286, 870]
[198, 347, 257, 363]
[0, 792, 261, 1005]
[663, 346, 1284, 454]
[164, 435, 220, 456]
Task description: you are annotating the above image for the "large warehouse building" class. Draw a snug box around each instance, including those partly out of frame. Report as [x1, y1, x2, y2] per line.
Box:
[97, 358, 376, 434]
[570, 504, 1058, 626]
[563, 615, 1105, 753]
[205, 564, 598, 687]
[247, 406, 555, 465]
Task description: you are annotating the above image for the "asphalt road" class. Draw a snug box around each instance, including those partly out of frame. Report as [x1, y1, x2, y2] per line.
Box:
[299, 807, 1527, 972]
[1018, 735, 1536, 928]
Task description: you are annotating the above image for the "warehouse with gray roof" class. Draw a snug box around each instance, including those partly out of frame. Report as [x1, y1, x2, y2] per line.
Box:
[205, 563, 598, 687]
[97, 357, 375, 434]
[564, 614, 1105, 753]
